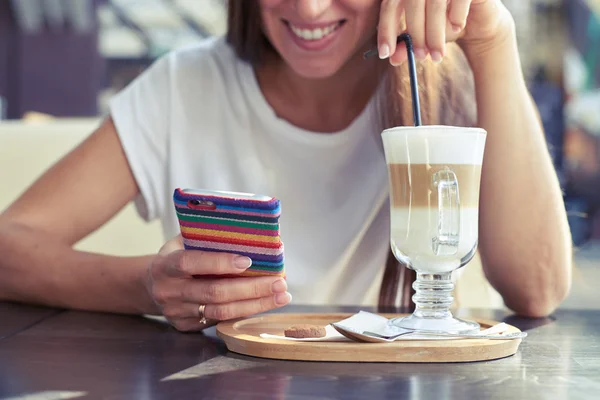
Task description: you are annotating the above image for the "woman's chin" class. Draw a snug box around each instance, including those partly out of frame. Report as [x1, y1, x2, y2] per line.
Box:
[286, 60, 346, 80]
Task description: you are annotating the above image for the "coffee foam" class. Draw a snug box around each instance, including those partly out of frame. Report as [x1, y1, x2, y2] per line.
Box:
[382, 126, 486, 165]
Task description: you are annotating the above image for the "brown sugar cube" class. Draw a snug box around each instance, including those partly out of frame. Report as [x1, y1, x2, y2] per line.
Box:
[284, 324, 326, 339]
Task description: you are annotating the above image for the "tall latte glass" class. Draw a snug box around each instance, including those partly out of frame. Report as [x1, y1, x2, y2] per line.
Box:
[382, 126, 487, 334]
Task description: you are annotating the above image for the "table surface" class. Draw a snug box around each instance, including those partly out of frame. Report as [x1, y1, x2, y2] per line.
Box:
[0, 302, 59, 341]
[0, 303, 599, 400]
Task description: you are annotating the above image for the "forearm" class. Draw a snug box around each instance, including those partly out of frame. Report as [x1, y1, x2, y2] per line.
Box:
[0, 221, 159, 315]
[462, 30, 572, 316]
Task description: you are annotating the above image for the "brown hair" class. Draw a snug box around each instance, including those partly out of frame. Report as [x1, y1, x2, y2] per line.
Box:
[226, 1, 477, 310]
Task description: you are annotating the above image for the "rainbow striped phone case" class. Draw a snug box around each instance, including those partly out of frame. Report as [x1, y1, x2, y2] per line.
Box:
[173, 188, 285, 278]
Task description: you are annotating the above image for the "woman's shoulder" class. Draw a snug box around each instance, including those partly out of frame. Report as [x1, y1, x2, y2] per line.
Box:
[162, 35, 241, 78]
[110, 35, 245, 119]
[166, 35, 235, 64]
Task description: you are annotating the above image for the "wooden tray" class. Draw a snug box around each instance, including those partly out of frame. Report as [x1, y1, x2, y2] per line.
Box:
[216, 313, 524, 363]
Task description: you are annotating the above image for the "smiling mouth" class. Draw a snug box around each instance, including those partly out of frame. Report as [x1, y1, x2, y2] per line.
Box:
[282, 19, 346, 41]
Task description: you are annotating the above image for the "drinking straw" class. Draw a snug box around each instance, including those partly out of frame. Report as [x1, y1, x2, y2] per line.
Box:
[364, 33, 422, 126]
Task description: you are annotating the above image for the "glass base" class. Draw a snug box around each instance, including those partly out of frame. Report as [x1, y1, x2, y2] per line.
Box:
[389, 314, 480, 335]
[388, 270, 480, 335]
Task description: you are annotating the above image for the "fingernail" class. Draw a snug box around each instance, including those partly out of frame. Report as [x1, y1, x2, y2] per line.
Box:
[430, 51, 443, 64]
[271, 278, 287, 293]
[452, 24, 462, 34]
[234, 255, 252, 269]
[275, 292, 292, 305]
[414, 48, 427, 61]
[378, 43, 390, 59]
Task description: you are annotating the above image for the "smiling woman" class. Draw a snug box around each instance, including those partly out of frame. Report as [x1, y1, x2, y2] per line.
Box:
[227, 0, 480, 308]
[0, 0, 572, 331]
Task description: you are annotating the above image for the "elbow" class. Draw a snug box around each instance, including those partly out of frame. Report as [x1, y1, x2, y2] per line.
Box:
[508, 294, 565, 319]
[505, 261, 572, 319]
[484, 217, 574, 319]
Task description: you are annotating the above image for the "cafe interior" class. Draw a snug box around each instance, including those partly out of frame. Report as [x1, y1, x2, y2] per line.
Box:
[1, 0, 600, 399]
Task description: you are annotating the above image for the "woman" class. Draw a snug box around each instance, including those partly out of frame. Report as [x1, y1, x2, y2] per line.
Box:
[0, 0, 572, 331]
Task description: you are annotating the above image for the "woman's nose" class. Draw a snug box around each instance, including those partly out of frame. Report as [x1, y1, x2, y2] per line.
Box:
[293, 0, 333, 20]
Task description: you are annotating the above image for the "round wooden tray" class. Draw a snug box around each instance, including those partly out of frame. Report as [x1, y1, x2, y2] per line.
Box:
[216, 313, 524, 363]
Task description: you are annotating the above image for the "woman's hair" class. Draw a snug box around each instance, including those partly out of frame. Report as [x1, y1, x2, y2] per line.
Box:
[225, 1, 477, 308]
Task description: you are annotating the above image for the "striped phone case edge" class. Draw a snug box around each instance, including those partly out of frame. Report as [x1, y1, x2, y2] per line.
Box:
[173, 188, 285, 278]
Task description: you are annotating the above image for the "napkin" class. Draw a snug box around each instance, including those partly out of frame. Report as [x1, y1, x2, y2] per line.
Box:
[332, 311, 410, 337]
[260, 311, 509, 342]
[333, 311, 510, 341]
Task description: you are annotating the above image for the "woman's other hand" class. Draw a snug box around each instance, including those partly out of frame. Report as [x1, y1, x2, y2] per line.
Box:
[377, 0, 515, 65]
[146, 235, 291, 331]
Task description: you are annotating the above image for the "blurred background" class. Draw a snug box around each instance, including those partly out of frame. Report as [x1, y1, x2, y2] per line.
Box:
[0, 0, 599, 309]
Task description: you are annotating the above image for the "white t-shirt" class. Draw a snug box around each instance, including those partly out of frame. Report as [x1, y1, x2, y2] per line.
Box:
[109, 36, 394, 306]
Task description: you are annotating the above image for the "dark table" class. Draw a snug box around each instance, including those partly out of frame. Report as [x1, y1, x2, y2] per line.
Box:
[0, 303, 599, 400]
[0, 302, 59, 341]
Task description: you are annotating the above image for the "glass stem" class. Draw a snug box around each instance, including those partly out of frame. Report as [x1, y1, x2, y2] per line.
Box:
[412, 272, 454, 319]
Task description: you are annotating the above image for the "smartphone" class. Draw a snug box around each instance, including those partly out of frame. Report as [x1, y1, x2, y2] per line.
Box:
[173, 188, 285, 278]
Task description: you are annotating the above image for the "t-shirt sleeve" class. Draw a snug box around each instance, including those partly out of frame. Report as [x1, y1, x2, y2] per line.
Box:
[109, 54, 172, 222]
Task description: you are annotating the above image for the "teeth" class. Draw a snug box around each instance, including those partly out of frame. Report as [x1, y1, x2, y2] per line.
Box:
[290, 22, 339, 41]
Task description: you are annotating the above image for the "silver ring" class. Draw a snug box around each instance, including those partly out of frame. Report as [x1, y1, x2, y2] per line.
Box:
[198, 304, 207, 324]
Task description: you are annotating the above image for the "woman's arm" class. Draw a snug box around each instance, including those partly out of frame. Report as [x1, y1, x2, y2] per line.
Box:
[462, 22, 572, 317]
[0, 118, 158, 314]
[0, 117, 291, 327]
[377, 0, 572, 316]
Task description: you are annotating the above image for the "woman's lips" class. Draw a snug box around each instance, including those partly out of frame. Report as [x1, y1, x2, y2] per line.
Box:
[283, 19, 346, 52]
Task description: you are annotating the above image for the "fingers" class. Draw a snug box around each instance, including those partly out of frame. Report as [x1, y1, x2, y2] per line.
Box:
[405, 0, 427, 60]
[378, 0, 404, 59]
[167, 250, 252, 278]
[426, 0, 448, 63]
[181, 276, 288, 304]
[166, 307, 217, 332]
[390, 41, 407, 66]
[162, 302, 207, 321]
[448, 0, 471, 32]
[158, 234, 184, 256]
[165, 293, 292, 332]
[384, 0, 472, 65]
[153, 275, 287, 306]
[204, 292, 292, 321]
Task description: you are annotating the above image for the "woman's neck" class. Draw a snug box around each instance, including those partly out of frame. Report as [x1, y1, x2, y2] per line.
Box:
[255, 51, 382, 133]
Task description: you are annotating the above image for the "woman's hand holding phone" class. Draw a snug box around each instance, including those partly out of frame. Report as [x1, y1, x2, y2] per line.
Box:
[145, 235, 291, 332]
